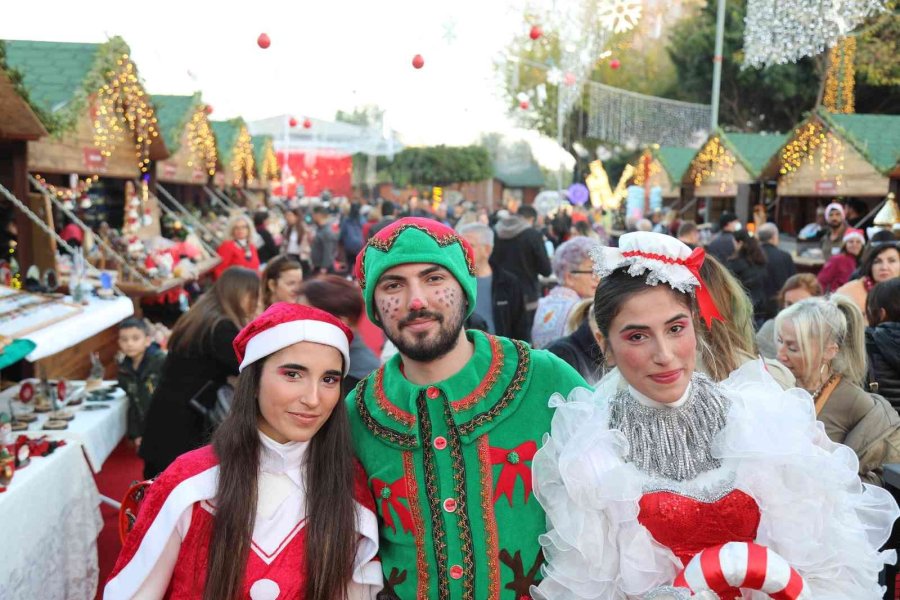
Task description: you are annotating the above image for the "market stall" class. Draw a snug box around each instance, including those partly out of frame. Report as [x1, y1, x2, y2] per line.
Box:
[629, 145, 695, 213]
[682, 131, 786, 225]
[210, 117, 257, 214]
[761, 110, 900, 236]
[151, 92, 220, 245]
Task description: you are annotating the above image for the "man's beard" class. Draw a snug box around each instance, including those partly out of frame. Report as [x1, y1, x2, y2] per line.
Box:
[383, 301, 467, 362]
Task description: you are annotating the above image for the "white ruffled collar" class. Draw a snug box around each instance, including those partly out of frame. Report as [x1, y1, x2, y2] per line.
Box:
[258, 430, 308, 488]
[628, 381, 692, 409]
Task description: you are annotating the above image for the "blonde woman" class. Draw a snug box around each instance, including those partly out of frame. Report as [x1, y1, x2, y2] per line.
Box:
[776, 295, 900, 485]
[214, 213, 260, 279]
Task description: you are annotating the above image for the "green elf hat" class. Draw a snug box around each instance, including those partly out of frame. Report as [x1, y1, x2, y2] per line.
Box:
[354, 217, 477, 325]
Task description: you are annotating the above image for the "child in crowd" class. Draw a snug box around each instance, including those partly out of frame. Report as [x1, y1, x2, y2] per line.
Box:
[116, 317, 166, 452]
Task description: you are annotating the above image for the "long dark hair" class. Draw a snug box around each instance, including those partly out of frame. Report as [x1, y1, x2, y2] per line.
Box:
[867, 278, 900, 325]
[169, 267, 259, 355]
[733, 230, 766, 265]
[204, 357, 357, 600]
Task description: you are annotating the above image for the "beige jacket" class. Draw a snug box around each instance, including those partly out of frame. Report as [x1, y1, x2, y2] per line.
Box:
[819, 377, 900, 486]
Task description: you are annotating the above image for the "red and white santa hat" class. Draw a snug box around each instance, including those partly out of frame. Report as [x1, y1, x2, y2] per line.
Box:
[233, 302, 353, 374]
[825, 202, 845, 218]
[842, 228, 865, 244]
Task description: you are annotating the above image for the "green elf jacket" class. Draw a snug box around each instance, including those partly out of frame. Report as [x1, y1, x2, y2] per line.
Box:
[347, 330, 589, 600]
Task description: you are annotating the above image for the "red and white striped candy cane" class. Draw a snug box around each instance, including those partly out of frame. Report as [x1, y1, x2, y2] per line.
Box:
[673, 542, 810, 600]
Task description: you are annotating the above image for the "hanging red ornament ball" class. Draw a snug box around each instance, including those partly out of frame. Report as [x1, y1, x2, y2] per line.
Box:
[519, 100, 529, 110]
[564, 72, 577, 86]
[303, 119, 312, 129]
[289, 117, 298, 128]
[529, 25, 543, 40]
[205, 105, 213, 115]
[610, 58, 621, 70]
[257, 33, 271, 49]
[412, 54, 425, 69]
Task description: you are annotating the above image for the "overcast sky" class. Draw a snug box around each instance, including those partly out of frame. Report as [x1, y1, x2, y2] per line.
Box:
[2, 0, 537, 146]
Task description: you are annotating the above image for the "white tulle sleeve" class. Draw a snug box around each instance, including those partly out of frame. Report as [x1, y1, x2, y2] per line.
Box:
[532, 382, 681, 600]
[720, 360, 899, 600]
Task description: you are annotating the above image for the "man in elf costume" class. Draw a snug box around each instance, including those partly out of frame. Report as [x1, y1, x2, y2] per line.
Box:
[348, 217, 588, 599]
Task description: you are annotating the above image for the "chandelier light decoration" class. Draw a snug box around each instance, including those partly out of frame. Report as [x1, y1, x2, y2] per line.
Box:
[186, 105, 218, 176]
[92, 54, 160, 173]
[743, 0, 886, 68]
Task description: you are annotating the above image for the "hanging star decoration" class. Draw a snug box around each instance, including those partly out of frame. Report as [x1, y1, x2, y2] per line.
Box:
[442, 17, 458, 44]
[597, 0, 643, 34]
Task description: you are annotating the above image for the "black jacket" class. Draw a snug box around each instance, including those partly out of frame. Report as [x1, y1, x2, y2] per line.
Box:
[545, 319, 604, 385]
[761, 243, 797, 318]
[866, 322, 900, 410]
[491, 216, 551, 305]
[706, 231, 736, 264]
[726, 256, 768, 322]
[139, 319, 240, 478]
[256, 226, 280, 263]
[117, 343, 166, 439]
[465, 268, 531, 342]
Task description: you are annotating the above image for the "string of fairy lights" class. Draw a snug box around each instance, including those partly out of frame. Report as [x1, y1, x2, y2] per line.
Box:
[631, 150, 661, 186]
[92, 54, 160, 173]
[778, 120, 846, 187]
[689, 136, 736, 193]
[823, 36, 856, 114]
[261, 140, 280, 181]
[186, 105, 218, 176]
[231, 126, 256, 186]
[32, 174, 99, 207]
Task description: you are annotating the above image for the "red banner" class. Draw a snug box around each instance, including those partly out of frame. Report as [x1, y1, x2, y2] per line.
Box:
[276, 149, 352, 198]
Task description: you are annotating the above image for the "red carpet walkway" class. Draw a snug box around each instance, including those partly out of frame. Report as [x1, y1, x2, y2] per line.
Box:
[93, 440, 144, 599]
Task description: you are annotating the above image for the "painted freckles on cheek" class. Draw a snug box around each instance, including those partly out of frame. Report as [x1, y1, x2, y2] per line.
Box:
[378, 297, 401, 320]
[439, 289, 457, 308]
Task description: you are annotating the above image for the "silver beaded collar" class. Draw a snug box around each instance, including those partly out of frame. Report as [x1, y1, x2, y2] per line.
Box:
[608, 373, 730, 482]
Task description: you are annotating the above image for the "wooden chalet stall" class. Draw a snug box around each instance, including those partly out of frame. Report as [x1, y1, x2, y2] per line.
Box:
[630, 145, 695, 212]
[149, 93, 222, 264]
[210, 118, 256, 210]
[683, 131, 786, 225]
[762, 110, 900, 238]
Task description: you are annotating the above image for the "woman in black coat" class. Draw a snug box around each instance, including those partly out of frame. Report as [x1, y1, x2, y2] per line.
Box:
[139, 267, 260, 478]
[726, 229, 768, 327]
[866, 278, 900, 410]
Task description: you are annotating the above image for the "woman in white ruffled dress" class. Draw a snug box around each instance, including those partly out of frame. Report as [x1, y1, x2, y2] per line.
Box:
[533, 231, 899, 600]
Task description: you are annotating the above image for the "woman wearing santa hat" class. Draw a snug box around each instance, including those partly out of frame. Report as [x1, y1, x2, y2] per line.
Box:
[532, 232, 898, 600]
[105, 303, 382, 600]
[817, 228, 865, 292]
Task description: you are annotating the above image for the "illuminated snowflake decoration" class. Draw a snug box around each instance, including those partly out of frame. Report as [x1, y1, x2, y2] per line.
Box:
[597, 0, 642, 34]
[743, 0, 886, 68]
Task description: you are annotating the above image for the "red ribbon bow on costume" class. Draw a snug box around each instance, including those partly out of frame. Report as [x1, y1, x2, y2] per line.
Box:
[622, 246, 724, 329]
[371, 476, 413, 534]
[489, 441, 537, 506]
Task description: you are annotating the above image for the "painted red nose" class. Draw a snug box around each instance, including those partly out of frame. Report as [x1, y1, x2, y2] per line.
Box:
[409, 298, 425, 311]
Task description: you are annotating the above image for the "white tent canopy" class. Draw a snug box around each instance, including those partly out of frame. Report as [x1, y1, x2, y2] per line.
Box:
[248, 114, 404, 157]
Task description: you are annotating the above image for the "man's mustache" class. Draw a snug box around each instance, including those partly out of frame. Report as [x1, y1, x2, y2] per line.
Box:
[399, 310, 444, 328]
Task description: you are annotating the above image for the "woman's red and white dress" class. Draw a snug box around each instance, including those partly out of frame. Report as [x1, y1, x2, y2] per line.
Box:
[104, 433, 382, 599]
[533, 360, 898, 599]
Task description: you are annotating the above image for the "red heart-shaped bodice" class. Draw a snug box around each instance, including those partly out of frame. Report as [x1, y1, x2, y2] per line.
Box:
[638, 489, 761, 569]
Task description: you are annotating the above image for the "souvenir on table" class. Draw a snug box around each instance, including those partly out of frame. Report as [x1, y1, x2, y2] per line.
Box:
[85, 352, 105, 391]
[43, 419, 68, 431]
[15, 440, 30, 469]
[0, 285, 82, 338]
[0, 446, 14, 491]
[31, 379, 53, 413]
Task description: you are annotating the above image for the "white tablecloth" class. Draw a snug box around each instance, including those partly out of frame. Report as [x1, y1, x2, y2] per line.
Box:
[2, 381, 127, 472]
[0, 441, 103, 600]
[24, 295, 133, 361]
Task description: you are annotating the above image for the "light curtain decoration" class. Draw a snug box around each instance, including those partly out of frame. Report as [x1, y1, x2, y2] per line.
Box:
[823, 36, 857, 113]
[587, 80, 710, 147]
[743, 0, 886, 68]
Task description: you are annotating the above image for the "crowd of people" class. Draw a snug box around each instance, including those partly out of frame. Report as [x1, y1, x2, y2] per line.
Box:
[104, 194, 900, 599]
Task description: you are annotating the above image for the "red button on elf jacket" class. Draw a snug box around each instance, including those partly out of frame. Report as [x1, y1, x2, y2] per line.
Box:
[426, 386, 440, 399]
[433, 436, 447, 450]
[449, 565, 464, 579]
